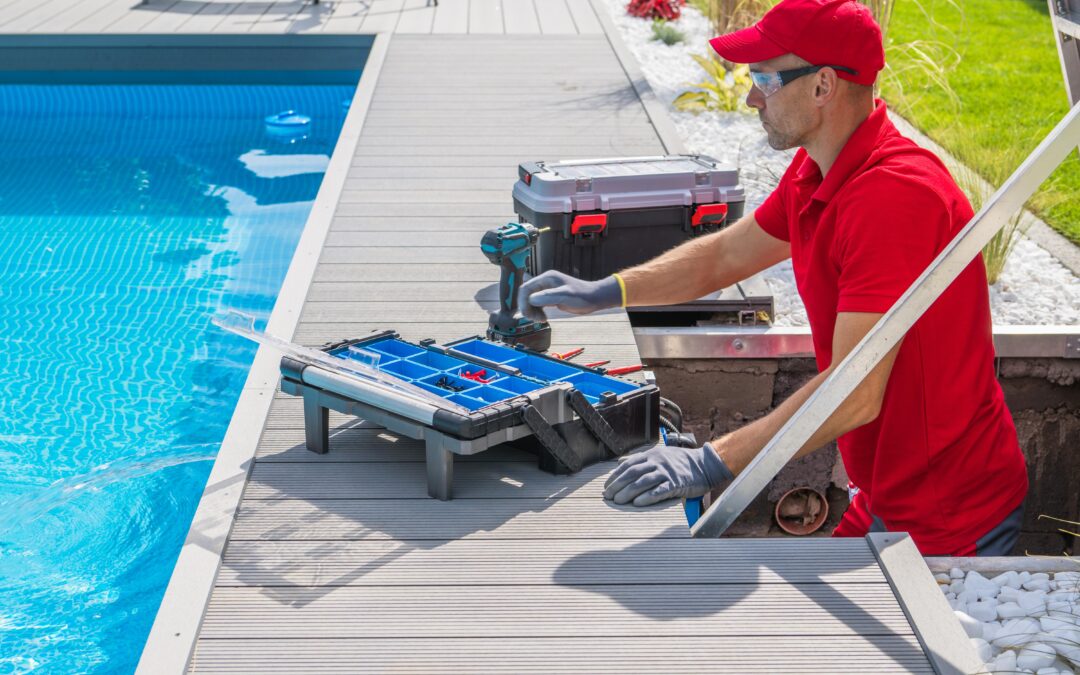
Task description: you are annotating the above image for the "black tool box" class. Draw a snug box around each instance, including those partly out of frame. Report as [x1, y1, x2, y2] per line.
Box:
[512, 154, 746, 281]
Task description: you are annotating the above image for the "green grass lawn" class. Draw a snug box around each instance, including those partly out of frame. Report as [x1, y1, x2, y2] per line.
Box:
[880, 0, 1080, 245]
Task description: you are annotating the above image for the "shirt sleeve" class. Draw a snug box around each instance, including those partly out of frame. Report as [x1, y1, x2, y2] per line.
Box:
[754, 186, 790, 242]
[834, 174, 958, 314]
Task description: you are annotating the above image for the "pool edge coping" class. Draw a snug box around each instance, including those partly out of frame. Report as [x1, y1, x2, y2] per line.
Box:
[135, 32, 391, 675]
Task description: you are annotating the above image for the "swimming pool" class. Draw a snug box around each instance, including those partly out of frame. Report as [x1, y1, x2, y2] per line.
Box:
[0, 81, 355, 674]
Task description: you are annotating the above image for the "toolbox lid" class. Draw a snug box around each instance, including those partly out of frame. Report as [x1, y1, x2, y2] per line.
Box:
[513, 154, 745, 215]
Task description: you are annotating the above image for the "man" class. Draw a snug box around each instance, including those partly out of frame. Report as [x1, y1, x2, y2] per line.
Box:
[518, 0, 1027, 556]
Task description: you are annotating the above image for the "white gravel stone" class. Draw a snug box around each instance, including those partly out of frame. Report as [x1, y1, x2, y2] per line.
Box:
[968, 571, 1002, 600]
[935, 572, 952, 584]
[1042, 616, 1079, 632]
[1049, 591, 1080, 604]
[994, 618, 1042, 649]
[958, 610, 985, 639]
[1001, 586, 1024, 603]
[970, 601, 1001, 623]
[959, 589, 982, 605]
[951, 580, 967, 596]
[1056, 572, 1080, 587]
[972, 637, 994, 663]
[1001, 602, 1031, 620]
[1019, 591, 1050, 615]
[1049, 627, 1080, 667]
[952, 567, 966, 579]
[991, 650, 1018, 673]
[995, 571, 1024, 590]
[1019, 644, 1061, 671]
[1049, 601, 1080, 615]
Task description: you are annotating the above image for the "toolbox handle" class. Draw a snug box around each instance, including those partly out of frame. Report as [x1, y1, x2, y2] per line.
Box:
[691, 202, 728, 227]
[442, 347, 522, 377]
[571, 213, 607, 236]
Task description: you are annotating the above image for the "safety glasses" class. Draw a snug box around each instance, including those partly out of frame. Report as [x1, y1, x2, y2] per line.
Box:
[749, 64, 859, 97]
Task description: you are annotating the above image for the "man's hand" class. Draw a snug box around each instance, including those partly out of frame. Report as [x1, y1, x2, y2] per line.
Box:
[603, 443, 734, 507]
[517, 271, 622, 322]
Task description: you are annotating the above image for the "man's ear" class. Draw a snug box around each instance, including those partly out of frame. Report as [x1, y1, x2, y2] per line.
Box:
[813, 69, 838, 105]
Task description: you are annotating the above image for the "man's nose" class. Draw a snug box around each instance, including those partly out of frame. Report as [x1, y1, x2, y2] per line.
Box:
[746, 85, 765, 111]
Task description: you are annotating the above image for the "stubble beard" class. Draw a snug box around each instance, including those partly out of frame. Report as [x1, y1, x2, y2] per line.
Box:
[761, 116, 800, 151]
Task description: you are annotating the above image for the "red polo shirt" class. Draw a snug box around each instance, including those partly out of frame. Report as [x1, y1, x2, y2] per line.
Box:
[755, 100, 1027, 555]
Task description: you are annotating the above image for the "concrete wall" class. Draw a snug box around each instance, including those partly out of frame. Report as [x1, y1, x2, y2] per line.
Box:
[646, 357, 1080, 555]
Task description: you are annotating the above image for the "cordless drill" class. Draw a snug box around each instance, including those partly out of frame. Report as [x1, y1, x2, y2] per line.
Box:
[480, 222, 552, 351]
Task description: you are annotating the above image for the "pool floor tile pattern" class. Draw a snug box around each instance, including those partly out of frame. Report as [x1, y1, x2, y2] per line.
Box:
[174, 34, 936, 673]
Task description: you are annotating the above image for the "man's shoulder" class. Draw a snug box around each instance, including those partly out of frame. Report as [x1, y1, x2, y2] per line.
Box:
[845, 133, 960, 207]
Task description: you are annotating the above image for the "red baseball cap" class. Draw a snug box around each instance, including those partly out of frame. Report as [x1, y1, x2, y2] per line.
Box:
[708, 0, 885, 86]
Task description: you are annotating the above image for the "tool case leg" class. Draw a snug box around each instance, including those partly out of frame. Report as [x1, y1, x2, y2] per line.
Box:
[302, 388, 330, 454]
[424, 433, 455, 501]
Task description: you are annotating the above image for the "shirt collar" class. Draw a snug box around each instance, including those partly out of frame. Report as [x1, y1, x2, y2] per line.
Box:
[797, 99, 890, 204]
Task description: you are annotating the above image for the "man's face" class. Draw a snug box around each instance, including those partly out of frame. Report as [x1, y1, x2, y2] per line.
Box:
[746, 54, 818, 151]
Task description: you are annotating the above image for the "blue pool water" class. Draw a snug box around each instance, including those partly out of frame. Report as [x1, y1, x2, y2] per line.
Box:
[0, 82, 354, 673]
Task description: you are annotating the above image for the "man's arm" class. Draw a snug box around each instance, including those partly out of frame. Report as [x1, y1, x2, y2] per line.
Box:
[604, 311, 903, 506]
[713, 311, 902, 474]
[619, 212, 791, 307]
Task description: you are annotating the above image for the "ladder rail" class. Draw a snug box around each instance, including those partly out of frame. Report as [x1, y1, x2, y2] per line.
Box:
[1050, 0, 1080, 105]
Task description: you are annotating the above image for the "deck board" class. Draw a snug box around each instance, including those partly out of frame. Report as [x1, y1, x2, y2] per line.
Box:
[186, 636, 934, 674]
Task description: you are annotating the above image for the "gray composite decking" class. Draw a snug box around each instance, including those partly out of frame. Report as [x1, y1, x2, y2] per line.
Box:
[151, 32, 954, 674]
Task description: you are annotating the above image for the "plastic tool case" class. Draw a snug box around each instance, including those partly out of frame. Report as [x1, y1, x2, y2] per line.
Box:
[280, 331, 659, 500]
[512, 155, 746, 281]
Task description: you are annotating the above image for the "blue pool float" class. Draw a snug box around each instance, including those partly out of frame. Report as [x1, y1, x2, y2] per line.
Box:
[264, 110, 311, 129]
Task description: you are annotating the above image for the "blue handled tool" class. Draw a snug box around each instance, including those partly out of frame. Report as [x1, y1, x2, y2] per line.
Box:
[480, 222, 552, 351]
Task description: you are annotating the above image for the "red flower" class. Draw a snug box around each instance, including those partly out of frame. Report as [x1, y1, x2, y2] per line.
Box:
[626, 0, 684, 21]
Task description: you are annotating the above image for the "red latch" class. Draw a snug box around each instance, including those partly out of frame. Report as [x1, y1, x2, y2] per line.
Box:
[571, 213, 607, 236]
[523, 172, 532, 185]
[692, 202, 728, 227]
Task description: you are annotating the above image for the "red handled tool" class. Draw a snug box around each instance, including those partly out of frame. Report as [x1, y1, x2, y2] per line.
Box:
[605, 364, 643, 376]
[550, 347, 585, 361]
[584, 360, 610, 369]
[460, 369, 495, 384]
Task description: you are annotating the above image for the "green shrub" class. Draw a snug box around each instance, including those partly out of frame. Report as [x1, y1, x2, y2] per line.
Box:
[650, 18, 686, 45]
[673, 54, 752, 113]
[950, 145, 1029, 286]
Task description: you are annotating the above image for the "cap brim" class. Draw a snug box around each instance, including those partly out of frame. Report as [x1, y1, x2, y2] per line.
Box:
[709, 26, 787, 64]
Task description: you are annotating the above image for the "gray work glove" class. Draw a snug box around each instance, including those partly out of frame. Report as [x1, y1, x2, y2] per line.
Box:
[603, 442, 734, 507]
[518, 270, 622, 323]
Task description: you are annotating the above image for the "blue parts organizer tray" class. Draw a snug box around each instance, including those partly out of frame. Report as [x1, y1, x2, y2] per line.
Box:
[279, 330, 659, 500]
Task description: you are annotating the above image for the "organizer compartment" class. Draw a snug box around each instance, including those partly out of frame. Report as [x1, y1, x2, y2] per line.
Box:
[562, 372, 638, 403]
[419, 372, 480, 394]
[364, 338, 426, 360]
[447, 339, 522, 364]
[446, 393, 487, 411]
[381, 359, 440, 381]
[408, 350, 470, 371]
[469, 386, 520, 405]
[491, 375, 542, 395]
[503, 354, 579, 382]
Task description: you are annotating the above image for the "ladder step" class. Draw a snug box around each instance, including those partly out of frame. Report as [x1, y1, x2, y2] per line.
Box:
[1054, 11, 1080, 40]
